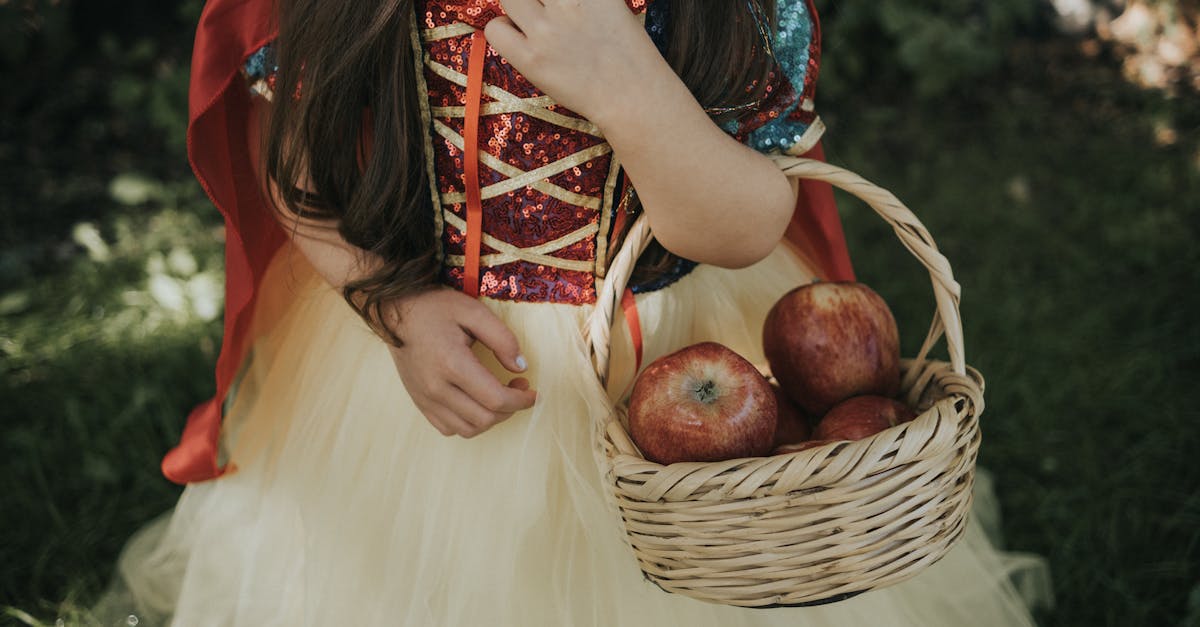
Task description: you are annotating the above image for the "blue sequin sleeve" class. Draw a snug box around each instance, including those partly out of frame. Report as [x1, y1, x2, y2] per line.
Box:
[242, 43, 279, 101]
[734, 0, 825, 157]
[625, 1, 824, 295]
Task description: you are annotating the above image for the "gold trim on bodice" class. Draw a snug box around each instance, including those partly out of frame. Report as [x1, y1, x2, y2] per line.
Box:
[417, 14, 629, 294]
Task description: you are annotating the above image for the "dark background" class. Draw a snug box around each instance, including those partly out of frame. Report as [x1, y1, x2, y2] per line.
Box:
[1, 0, 1198, 625]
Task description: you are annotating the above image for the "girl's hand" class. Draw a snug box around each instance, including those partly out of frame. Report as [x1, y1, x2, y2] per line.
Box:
[384, 288, 538, 438]
[484, 0, 669, 124]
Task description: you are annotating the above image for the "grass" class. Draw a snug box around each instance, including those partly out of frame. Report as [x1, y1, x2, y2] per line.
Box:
[820, 39, 1200, 627]
[2, 29, 1198, 627]
[1, 201, 222, 621]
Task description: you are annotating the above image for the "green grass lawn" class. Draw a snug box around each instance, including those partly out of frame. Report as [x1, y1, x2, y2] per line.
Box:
[2, 30, 1198, 627]
[822, 40, 1200, 626]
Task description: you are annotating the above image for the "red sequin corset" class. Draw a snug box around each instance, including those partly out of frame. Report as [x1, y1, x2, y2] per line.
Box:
[416, 1, 650, 305]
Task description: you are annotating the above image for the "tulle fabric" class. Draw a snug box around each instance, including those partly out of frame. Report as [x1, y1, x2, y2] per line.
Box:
[93, 241, 1051, 626]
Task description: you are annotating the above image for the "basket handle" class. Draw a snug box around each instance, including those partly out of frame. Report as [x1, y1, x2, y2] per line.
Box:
[584, 156, 965, 394]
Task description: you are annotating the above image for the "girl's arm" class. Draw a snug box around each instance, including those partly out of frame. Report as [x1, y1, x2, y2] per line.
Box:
[486, 0, 798, 269]
[248, 102, 537, 438]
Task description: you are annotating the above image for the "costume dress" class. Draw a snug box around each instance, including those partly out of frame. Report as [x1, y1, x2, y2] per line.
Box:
[94, 0, 1051, 624]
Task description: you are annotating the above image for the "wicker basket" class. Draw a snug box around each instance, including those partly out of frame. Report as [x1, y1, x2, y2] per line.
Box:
[582, 156, 987, 608]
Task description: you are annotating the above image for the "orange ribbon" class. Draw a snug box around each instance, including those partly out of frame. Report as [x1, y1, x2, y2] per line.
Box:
[620, 287, 644, 374]
[463, 30, 488, 297]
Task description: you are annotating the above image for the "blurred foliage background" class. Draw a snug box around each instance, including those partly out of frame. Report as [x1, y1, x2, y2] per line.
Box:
[1, 0, 1197, 625]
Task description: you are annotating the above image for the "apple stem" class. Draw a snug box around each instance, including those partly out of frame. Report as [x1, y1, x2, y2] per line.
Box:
[694, 380, 719, 404]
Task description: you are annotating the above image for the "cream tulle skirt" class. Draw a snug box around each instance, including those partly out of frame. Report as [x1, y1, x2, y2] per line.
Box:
[93, 241, 1051, 626]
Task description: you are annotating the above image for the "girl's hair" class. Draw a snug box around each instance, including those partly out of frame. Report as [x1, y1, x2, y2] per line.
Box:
[265, 0, 780, 347]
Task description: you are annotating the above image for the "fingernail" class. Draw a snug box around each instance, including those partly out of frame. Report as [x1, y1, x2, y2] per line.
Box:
[515, 355, 528, 371]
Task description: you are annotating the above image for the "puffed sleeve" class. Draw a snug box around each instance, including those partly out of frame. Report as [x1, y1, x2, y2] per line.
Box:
[730, 0, 856, 283]
[727, 0, 825, 157]
[242, 42, 280, 101]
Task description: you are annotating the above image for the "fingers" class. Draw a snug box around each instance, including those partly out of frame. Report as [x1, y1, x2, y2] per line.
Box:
[420, 376, 531, 439]
[457, 301, 528, 374]
[482, 16, 527, 64]
[416, 386, 492, 438]
[449, 351, 538, 415]
[497, 0, 543, 30]
[414, 350, 537, 439]
[417, 399, 475, 437]
[440, 383, 516, 437]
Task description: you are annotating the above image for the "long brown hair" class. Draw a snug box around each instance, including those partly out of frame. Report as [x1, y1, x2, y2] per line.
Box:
[265, 0, 780, 347]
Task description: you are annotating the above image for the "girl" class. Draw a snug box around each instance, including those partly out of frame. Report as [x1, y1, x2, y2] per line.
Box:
[96, 0, 1049, 624]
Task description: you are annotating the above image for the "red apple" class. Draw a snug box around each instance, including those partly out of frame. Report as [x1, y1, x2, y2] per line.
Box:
[628, 342, 777, 464]
[813, 395, 917, 441]
[773, 439, 837, 454]
[771, 382, 811, 447]
[762, 281, 901, 416]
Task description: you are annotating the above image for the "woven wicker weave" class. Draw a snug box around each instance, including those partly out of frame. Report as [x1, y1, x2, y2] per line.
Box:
[582, 156, 986, 608]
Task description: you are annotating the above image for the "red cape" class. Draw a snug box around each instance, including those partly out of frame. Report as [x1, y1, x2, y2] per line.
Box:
[162, 0, 856, 485]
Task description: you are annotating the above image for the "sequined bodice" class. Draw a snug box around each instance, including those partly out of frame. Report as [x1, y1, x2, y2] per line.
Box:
[415, 1, 652, 304]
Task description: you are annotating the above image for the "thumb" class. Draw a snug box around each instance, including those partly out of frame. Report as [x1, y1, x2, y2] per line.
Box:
[508, 377, 537, 407]
[459, 301, 528, 374]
